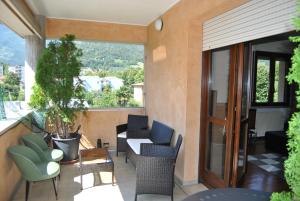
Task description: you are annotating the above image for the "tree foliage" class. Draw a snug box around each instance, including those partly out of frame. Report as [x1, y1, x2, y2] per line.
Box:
[0, 72, 22, 101]
[29, 34, 86, 138]
[256, 62, 269, 102]
[75, 41, 144, 70]
[83, 66, 144, 108]
[271, 4, 300, 201]
[116, 85, 132, 106]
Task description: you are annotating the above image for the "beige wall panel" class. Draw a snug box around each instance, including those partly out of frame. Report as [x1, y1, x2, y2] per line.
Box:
[0, 123, 31, 201]
[74, 109, 145, 149]
[46, 18, 147, 43]
[145, 0, 248, 184]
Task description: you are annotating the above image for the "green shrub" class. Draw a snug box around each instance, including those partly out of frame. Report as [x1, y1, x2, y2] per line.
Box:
[30, 34, 86, 138]
[271, 4, 300, 200]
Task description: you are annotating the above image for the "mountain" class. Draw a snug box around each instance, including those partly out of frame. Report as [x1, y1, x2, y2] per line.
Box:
[0, 24, 25, 65]
[0, 23, 144, 69]
[76, 41, 144, 70]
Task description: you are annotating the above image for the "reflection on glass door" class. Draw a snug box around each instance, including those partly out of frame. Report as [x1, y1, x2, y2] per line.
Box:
[232, 44, 250, 185]
[201, 46, 238, 187]
[274, 60, 287, 102]
[201, 44, 246, 188]
[205, 48, 230, 180]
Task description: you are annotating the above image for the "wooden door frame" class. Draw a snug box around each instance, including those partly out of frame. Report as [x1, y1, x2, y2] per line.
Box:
[199, 50, 210, 181]
[231, 43, 245, 186]
[199, 45, 239, 188]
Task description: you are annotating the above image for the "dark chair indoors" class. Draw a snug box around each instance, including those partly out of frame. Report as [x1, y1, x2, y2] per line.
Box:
[248, 108, 257, 145]
[134, 134, 183, 201]
[265, 121, 289, 156]
[116, 114, 148, 156]
[8, 145, 60, 201]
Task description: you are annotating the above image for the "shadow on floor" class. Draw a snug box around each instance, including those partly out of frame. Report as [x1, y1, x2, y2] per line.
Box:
[11, 151, 207, 201]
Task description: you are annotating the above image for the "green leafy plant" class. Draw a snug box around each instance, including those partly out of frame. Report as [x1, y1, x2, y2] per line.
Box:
[29, 34, 86, 138]
[271, 5, 300, 201]
[0, 72, 21, 101]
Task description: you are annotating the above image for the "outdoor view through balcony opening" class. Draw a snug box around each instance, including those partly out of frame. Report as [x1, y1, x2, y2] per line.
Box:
[47, 39, 145, 109]
[0, 23, 28, 120]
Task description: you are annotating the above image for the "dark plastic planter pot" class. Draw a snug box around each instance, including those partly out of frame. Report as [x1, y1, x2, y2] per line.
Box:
[52, 133, 81, 162]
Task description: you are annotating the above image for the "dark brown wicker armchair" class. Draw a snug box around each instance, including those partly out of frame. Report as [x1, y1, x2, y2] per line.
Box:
[116, 114, 148, 156]
[135, 134, 183, 201]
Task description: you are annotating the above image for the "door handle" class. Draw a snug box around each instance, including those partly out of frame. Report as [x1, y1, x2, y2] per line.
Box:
[222, 126, 226, 136]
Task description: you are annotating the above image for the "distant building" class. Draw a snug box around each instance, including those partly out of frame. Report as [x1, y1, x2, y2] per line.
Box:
[79, 76, 123, 92]
[80, 67, 95, 75]
[132, 82, 144, 106]
[103, 77, 123, 90]
[8, 65, 24, 82]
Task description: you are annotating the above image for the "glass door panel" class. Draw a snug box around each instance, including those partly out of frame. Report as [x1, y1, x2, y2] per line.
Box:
[204, 48, 231, 185]
[255, 57, 270, 103]
[237, 45, 249, 183]
[206, 123, 226, 179]
[274, 60, 286, 102]
[208, 49, 230, 119]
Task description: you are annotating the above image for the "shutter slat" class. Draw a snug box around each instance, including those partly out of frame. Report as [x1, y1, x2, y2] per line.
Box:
[203, 0, 297, 51]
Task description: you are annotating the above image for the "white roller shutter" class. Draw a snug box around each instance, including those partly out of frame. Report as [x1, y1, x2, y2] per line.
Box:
[203, 0, 298, 51]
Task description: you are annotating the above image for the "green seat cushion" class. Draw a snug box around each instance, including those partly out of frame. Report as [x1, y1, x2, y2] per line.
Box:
[45, 149, 64, 162]
[35, 161, 60, 181]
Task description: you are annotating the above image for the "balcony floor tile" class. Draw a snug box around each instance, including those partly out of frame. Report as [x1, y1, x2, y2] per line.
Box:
[11, 151, 207, 201]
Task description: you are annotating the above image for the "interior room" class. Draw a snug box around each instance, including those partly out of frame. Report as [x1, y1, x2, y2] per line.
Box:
[239, 35, 297, 192]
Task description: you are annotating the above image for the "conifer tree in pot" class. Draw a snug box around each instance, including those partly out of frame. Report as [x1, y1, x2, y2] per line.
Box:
[29, 34, 86, 161]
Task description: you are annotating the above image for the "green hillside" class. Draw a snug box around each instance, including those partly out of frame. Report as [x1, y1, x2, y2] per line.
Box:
[75, 41, 144, 70]
[0, 23, 144, 69]
[0, 24, 25, 65]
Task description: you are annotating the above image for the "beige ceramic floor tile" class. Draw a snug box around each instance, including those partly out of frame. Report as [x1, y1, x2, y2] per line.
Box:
[11, 152, 207, 201]
[181, 183, 208, 195]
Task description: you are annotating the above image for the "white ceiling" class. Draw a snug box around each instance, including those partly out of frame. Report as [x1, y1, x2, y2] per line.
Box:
[25, 0, 180, 26]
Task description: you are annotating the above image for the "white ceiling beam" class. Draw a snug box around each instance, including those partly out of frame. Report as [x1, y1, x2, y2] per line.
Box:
[0, 1, 32, 37]
[2, 0, 42, 38]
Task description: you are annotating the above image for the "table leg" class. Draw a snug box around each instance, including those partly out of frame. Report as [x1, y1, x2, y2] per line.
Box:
[80, 168, 83, 190]
[112, 162, 114, 186]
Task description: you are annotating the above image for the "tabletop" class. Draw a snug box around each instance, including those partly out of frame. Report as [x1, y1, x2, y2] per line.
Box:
[182, 188, 271, 201]
[80, 148, 112, 164]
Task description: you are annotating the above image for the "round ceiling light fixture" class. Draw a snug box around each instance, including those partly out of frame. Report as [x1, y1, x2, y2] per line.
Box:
[154, 18, 163, 31]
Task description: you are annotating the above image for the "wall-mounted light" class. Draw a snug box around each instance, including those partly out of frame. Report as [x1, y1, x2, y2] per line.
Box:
[154, 18, 163, 31]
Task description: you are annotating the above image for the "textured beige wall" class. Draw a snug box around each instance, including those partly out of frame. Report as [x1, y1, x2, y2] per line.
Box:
[0, 123, 31, 201]
[145, 0, 248, 184]
[46, 18, 147, 43]
[74, 108, 145, 148]
[44, 0, 248, 185]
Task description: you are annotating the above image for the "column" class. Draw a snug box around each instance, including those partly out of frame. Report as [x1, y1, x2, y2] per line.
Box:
[24, 16, 45, 103]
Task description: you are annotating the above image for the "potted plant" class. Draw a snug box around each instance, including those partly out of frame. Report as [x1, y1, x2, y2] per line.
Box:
[270, 6, 300, 201]
[29, 34, 86, 162]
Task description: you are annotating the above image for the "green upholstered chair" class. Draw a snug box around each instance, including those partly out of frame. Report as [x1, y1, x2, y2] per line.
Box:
[21, 133, 63, 162]
[31, 111, 46, 133]
[8, 145, 60, 201]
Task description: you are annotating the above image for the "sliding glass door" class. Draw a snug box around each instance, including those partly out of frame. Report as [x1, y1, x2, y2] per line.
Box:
[200, 44, 247, 187]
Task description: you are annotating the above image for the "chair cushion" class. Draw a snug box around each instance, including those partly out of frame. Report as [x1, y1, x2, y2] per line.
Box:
[45, 149, 64, 162]
[36, 161, 60, 181]
[117, 131, 127, 139]
[127, 115, 148, 131]
[127, 139, 153, 154]
[150, 121, 174, 145]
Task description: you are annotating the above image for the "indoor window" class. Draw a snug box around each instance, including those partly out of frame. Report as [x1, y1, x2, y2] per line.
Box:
[252, 51, 290, 106]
